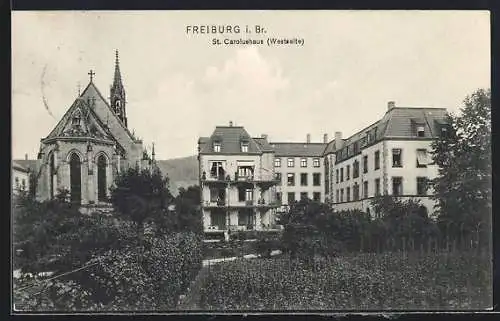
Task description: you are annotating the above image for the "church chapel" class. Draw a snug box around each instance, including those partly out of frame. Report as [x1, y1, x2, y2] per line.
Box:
[36, 51, 154, 206]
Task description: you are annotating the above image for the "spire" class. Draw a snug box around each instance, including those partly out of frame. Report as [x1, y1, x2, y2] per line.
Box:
[110, 49, 127, 127]
[113, 50, 123, 87]
[152, 142, 155, 161]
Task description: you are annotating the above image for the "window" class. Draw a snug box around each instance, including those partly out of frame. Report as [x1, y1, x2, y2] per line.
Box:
[313, 158, 320, 167]
[287, 173, 295, 186]
[374, 151, 380, 170]
[15, 177, 19, 189]
[300, 192, 308, 200]
[375, 178, 381, 196]
[276, 172, 282, 185]
[313, 173, 321, 186]
[21, 179, 26, 190]
[300, 173, 308, 186]
[346, 187, 351, 202]
[213, 142, 221, 152]
[237, 166, 254, 179]
[417, 125, 425, 137]
[276, 192, 282, 203]
[363, 155, 368, 173]
[416, 149, 428, 168]
[417, 177, 428, 196]
[210, 162, 225, 179]
[313, 192, 321, 202]
[246, 189, 254, 202]
[274, 158, 281, 167]
[336, 190, 339, 203]
[340, 189, 344, 202]
[392, 177, 403, 196]
[287, 192, 296, 204]
[336, 169, 339, 183]
[300, 158, 307, 167]
[392, 149, 402, 167]
[346, 165, 350, 180]
[363, 181, 368, 198]
[287, 158, 295, 167]
[241, 142, 249, 152]
[353, 160, 360, 178]
[340, 168, 344, 182]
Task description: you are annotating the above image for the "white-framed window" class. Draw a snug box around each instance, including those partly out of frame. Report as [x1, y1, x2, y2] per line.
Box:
[287, 173, 295, 186]
[287, 158, 295, 167]
[417, 125, 425, 137]
[313, 158, 320, 167]
[213, 142, 221, 152]
[241, 142, 249, 153]
[392, 149, 402, 167]
[274, 158, 281, 167]
[300, 158, 307, 167]
[416, 149, 428, 168]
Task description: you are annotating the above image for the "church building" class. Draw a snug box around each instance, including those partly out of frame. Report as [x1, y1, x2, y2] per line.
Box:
[35, 51, 154, 208]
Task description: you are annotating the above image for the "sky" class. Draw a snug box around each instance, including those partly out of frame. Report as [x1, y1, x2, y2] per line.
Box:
[12, 10, 490, 160]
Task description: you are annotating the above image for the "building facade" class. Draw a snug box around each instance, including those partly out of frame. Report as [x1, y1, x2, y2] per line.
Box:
[198, 123, 280, 234]
[271, 134, 328, 211]
[331, 102, 449, 217]
[12, 161, 30, 195]
[35, 51, 154, 208]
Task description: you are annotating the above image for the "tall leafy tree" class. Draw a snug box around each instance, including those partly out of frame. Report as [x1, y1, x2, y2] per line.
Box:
[110, 166, 173, 240]
[430, 88, 491, 239]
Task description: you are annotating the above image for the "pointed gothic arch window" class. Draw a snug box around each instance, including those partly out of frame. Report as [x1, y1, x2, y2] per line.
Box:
[97, 154, 107, 202]
[49, 152, 55, 199]
[69, 153, 82, 204]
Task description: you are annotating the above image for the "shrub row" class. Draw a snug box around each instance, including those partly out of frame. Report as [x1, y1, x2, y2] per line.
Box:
[199, 251, 492, 310]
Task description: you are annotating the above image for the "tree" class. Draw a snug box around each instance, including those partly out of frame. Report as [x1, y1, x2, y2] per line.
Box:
[174, 185, 203, 234]
[110, 166, 173, 241]
[430, 88, 491, 242]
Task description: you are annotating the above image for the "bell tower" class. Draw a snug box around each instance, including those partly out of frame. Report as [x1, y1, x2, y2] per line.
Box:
[110, 50, 127, 127]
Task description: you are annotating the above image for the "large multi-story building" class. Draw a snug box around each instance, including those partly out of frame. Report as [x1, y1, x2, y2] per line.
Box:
[198, 102, 449, 233]
[198, 122, 281, 233]
[330, 102, 449, 217]
[272, 134, 328, 209]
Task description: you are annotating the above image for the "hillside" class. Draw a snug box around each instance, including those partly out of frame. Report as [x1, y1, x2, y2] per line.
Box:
[155, 155, 199, 196]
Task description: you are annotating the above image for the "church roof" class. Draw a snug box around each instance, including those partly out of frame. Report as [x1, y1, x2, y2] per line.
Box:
[43, 94, 117, 145]
[12, 160, 30, 173]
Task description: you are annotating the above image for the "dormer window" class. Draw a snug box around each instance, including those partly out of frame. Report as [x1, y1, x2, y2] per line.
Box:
[213, 141, 221, 152]
[417, 125, 425, 137]
[440, 125, 449, 138]
[241, 142, 249, 153]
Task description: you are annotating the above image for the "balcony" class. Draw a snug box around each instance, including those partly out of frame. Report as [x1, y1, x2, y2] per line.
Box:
[204, 199, 227, 208]
[256, 198, 281, 210]
[201, 171, 230, 185]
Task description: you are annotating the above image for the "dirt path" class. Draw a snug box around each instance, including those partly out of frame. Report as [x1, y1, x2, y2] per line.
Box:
[177, 265, 210, 310]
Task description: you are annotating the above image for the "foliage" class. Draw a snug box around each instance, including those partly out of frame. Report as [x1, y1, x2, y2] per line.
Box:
[13, 232, 203, 311]
[430, 88, 491, 241]
[174, 185, 203, 234]
[110, 166, 173, 231]
[199, 251, 491, 310]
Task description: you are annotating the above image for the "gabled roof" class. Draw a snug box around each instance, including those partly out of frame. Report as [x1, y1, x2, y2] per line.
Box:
[13, 159, 39, 172]
[79, 81, 137, 142]
[253, 137, 274, 152]
[44, 97, 115, 143]
[271, 142, 327, 157]
[12, 161, 30, 173]
[322, 139, 338, 155]
[199, 126, 263, 154]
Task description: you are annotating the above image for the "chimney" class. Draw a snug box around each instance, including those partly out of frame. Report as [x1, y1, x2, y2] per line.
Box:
[334, 131, 343, 150]
[25, 153, 28, 160]
[323, 133, 328, 144]
[261, 134, 268, 140]
[306, 134, 311, 143]
[387, 101, 396, 110]
[229, 121, 233, 127]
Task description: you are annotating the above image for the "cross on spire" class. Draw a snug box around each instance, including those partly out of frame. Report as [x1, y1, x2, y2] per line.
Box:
[88, 69, 95, 82]
[77, 82, 81, 96]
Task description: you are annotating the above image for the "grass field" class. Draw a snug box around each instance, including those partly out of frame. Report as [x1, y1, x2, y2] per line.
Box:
[199, 250, 491, 310]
